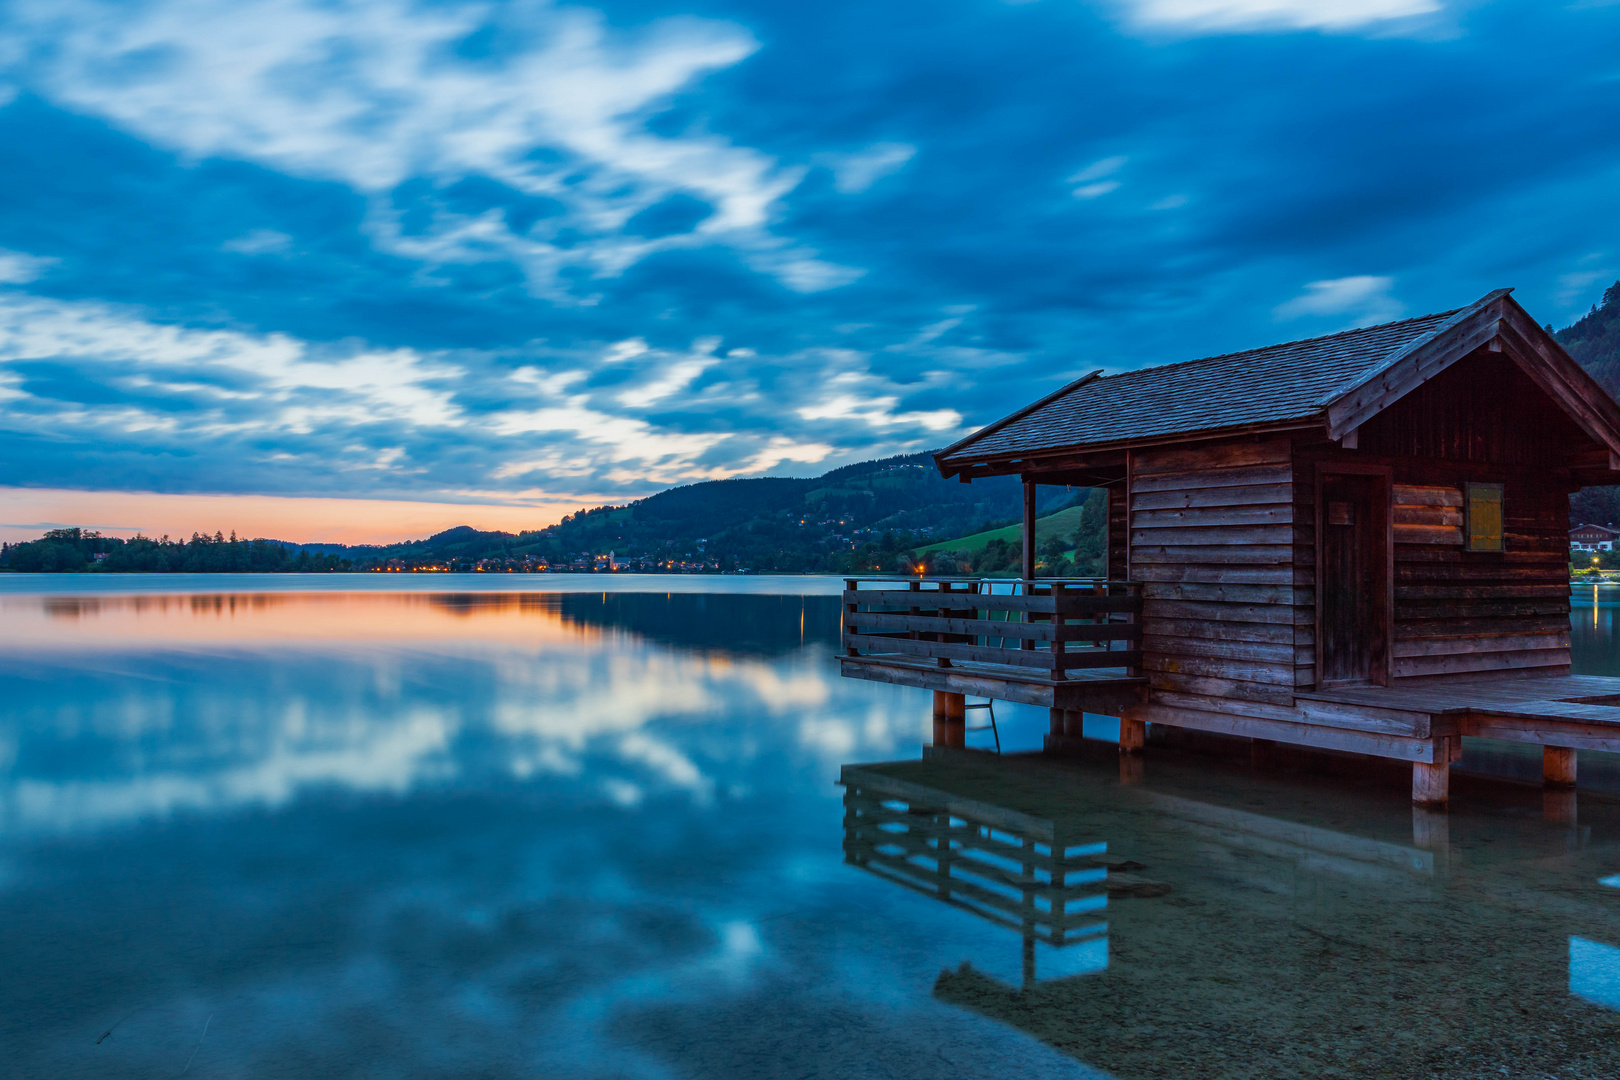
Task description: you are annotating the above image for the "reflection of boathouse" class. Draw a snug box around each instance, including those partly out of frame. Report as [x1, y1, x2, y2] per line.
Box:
[840, 290, 1620, 805]
[841, 765, 1115, 989]
[841, 746, 1620, 1078]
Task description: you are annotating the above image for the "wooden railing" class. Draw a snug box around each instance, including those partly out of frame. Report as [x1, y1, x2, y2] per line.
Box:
[842, 576, 1142, 679]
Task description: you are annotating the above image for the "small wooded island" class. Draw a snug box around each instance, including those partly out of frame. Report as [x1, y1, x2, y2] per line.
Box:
[841, 289, 1620, 807]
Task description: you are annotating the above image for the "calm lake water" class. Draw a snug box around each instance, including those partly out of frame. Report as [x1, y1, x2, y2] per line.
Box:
[5, 574, 1620, 1078]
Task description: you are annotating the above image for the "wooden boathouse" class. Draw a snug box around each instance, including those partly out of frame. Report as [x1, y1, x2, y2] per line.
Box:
[839, 289, 1620, 805]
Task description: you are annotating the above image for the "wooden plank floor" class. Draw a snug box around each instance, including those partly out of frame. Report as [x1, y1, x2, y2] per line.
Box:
[1297, 674, 1620, 725]
[839, 655, 1146, 712]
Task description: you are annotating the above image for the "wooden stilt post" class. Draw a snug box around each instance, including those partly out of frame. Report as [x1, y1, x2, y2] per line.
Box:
[1412, 760, 1449, 808]
[933, 691, 965, 748]
[1064, 709, 1084, 738]
[1119, 709, 1145, 755]
[1048, 707, 1065, 741]
[1544, 746, 1577, 788]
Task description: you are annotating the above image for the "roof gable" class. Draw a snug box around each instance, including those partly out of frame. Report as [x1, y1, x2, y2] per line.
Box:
[936, 289, 1620, 478]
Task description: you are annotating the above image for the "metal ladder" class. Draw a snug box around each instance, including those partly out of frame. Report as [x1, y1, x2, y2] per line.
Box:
[964, 699, 1000, 753]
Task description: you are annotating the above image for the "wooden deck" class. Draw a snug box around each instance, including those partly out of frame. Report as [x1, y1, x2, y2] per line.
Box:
[837, 576, 1620, 804]
[1298, 673, 1620, 753]
[839, 576, 1148, 714]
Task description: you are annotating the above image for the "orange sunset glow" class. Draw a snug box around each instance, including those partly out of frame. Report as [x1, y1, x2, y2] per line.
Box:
[0, 488, 600, 545]
[0, 591, 612, 648]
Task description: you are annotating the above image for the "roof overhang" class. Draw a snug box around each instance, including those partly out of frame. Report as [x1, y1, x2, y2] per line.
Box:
[936, 289, 1620, 484]
[1320, 290, 1620, 463]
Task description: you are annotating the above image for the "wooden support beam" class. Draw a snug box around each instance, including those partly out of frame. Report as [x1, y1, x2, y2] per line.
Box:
[1544, 746, 1577, 788]
[1022, 479, 1037, 581]
[1413, 760, 1449, 808]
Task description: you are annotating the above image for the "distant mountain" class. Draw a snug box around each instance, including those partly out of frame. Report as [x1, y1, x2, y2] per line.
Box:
[0, 452, 1076, 573]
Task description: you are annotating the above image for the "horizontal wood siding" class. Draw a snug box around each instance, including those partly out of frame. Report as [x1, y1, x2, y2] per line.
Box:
[1300, 346, 1578, 683]
[1292, 455, 1316, 688]
[1393, 485, 1463, 545]
[1132, 438, 1298, 706]
[1391, 477, 1570, 677]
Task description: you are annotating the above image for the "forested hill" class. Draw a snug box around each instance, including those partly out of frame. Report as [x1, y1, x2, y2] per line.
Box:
[0, 453, 1078, 574]
[474, 453, 1075, 573]
[1558, 282, 1620, 399]
[1561, 283, 1620, 526]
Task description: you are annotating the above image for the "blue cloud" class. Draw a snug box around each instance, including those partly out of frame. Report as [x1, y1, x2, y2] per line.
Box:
[625, 194, 714, 238]
[0, 0, 1618, 508]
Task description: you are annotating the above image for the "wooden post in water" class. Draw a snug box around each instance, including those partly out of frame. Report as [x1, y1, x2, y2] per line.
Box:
[933, 690, 965, 748]
[1544, 746, 1577, 788]
[1412, 760, 1449, 808]
[1544, 788, 1578, 826]
[1412, 806, 1449, 852]
[1119, 708, 1145, 755]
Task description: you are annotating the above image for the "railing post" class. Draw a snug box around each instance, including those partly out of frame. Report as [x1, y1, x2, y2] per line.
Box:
[1050, 581, 1067, 681]
[1125, 581, 1142, 677]
[844, 578, 859, 657]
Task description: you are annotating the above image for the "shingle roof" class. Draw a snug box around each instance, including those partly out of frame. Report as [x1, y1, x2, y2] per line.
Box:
[939, 307, 1464, 465]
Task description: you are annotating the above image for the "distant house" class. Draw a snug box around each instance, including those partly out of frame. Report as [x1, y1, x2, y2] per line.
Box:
[1570, 523, 1620, 551]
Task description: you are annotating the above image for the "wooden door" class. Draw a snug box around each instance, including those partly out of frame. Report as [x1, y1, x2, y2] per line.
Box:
[1317, 470, 1391, 687]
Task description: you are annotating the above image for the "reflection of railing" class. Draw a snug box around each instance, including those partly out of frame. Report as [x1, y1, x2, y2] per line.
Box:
[841, 577, 1142, 679]
[841, 767, 1108, 987]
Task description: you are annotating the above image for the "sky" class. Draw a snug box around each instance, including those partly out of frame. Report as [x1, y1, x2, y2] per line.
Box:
[2, 0, 1620, 543]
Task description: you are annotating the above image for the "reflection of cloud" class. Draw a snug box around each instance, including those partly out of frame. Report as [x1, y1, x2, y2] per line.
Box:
[619, 732, 713, 799]
[0, 594, 928, 836]
[5, 708, 453, 832]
